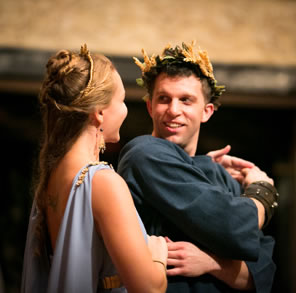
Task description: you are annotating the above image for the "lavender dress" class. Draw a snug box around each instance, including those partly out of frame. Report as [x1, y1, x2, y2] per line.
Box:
[21, 163, 147, 293]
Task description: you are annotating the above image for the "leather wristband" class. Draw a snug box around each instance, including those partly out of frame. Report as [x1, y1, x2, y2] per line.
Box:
[242, 181, 279, 228]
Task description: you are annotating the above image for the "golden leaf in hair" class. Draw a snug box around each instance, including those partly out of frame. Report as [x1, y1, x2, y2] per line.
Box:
[160, 43, 172, 60]
[80, 43, 90, 57]
[133, 49, 157, 73]
[133, 41, 225, 106]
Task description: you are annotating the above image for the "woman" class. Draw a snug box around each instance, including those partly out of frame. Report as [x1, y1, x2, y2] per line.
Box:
[21, 44, 167, 293]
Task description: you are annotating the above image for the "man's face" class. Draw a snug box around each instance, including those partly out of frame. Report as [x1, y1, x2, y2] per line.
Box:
[147, 73, 214, 156]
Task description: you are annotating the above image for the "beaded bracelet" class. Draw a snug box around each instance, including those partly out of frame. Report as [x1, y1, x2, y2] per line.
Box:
[242, 181, 279, 228]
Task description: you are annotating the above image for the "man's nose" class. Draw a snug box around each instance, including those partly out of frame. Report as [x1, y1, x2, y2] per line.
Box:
[167, 100, 180, 116]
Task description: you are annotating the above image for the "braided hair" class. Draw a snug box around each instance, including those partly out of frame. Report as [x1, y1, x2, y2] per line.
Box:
[34, 47, 115, 254]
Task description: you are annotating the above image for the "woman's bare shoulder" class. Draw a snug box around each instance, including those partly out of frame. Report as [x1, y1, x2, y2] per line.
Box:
[92, 168, 126, 187]
[92, 168, 132, 206]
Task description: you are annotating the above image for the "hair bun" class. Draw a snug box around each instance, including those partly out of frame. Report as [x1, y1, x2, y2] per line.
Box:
[46, 50, 75, 80]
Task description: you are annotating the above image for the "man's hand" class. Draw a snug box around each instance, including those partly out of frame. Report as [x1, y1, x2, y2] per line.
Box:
[166, 237, 215, 277]
[165, 238, 254, 290]
[207, 145, 254, 183]
[241, 166, 274, 187]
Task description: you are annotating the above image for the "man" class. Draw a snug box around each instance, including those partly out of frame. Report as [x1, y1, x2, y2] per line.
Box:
[117, 42, 278, 292]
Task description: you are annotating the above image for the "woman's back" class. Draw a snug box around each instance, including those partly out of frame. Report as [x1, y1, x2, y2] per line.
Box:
[46, 157, 78, 251]
[22, 162, 131, 292]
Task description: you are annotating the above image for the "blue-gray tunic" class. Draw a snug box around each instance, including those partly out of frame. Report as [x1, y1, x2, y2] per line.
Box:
[118, 135, 275, 293]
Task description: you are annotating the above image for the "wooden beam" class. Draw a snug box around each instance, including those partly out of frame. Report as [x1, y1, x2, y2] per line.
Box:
[1, 47, 296, 108]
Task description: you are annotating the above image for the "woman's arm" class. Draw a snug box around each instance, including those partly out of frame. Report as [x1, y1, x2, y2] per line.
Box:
[91, 169, 167, 293]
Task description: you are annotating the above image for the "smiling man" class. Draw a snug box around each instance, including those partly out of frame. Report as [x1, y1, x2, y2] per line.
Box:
[117, 42, 278, 293]
[148, 72, 213, 156]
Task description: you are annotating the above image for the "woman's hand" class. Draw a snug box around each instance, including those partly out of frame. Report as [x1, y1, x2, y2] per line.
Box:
[148, 235, 168, 268]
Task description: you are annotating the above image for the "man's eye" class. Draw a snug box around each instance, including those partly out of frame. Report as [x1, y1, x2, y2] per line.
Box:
[158, 96, 169, 102]
[181, 97, 191, 103]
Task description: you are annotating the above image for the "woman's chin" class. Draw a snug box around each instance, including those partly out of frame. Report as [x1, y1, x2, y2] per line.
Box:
[106, 136, 120, 144]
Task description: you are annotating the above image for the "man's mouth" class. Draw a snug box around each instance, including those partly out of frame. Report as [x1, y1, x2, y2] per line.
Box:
[165, 122, 183, 129]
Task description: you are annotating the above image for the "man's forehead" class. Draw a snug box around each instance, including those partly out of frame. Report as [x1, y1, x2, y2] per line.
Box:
[155, 72, 201, 83]
[154, 73, 202, 88]
[153, 74, 205, 100]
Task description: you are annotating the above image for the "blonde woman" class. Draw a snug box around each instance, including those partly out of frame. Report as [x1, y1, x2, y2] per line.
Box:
[21, 45, 167, 293]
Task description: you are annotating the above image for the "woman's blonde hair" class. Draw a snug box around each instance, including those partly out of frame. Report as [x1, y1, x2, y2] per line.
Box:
[34, 47, 115, 253]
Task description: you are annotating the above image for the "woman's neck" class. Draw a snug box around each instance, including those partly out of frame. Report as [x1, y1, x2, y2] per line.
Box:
[67, 125, 100, 165]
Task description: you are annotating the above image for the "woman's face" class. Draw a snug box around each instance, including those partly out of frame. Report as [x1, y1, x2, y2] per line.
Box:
[102, 70, 127, 143]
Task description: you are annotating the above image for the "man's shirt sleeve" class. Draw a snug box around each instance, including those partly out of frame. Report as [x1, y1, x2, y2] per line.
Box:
[118, 136, 261, 260]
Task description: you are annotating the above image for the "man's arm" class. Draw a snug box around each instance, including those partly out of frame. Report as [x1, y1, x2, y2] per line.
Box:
[166, 239, 254, 290]
[207, 145, 279, 230]
[166, 233, 276, 292]
[118, 137, 260, 260]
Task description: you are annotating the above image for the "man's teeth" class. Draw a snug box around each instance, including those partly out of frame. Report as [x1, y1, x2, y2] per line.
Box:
[166, 123, 181, 128]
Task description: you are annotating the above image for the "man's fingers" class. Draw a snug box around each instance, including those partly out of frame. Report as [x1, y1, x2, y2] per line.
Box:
[166, 267, 183, 276]
[207, 145, 231, 161]
[165, 236, 173, 243]
[232, 174, 244, 184]
[241, 166, 258, 175]
[167, 257, 182, 266]
[167, 241, 185, 251]
[231, 157, 254, 169]
[167, 249, 184, 260]
[222, 144, 231, 154]
[227, 168, 241, 175]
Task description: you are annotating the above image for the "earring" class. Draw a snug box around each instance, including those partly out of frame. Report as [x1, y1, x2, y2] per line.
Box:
[99, 128, 106, 154]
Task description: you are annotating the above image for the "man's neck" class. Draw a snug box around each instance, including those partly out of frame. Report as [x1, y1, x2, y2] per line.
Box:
[151, 132, 198, 157]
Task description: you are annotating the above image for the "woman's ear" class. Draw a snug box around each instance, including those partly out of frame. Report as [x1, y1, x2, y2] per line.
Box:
[201, 103, 214, 123]
[91, 109, 104, 126]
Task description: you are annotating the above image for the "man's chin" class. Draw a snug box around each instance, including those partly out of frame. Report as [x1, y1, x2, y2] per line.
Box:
[163, 135, 182, 145]
[154, 132, 182, 145]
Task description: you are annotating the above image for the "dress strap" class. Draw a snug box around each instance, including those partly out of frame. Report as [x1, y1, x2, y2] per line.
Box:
[75, 161, 111, 187]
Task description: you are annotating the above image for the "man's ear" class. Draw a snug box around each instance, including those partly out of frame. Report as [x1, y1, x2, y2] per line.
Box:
[146, 99, 153, 118]
[201, 103, 214, 123]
